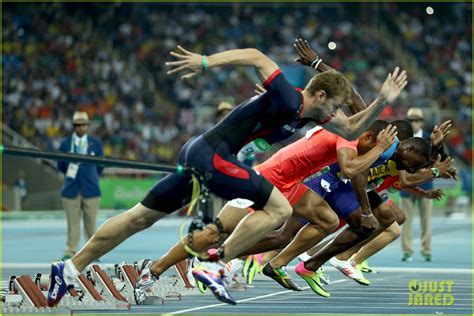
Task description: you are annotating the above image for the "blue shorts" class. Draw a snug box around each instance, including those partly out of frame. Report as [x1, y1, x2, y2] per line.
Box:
[141, 135, 274, 213]
[304, 173, 384, 220]
[304, 173, 360, 219]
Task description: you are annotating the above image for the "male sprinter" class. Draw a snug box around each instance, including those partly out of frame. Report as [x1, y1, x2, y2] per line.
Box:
[48, 43, 407, 306]
[323, 121, 454, 281]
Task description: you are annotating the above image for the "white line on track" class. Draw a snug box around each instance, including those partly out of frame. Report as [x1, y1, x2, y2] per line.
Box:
[167, 279, 348, 314]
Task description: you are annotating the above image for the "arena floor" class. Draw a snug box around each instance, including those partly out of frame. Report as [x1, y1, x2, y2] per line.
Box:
[2, 213, 472, 314]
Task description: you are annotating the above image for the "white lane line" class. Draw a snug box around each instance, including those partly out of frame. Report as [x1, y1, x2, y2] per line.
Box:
[168, 279, 348, 314]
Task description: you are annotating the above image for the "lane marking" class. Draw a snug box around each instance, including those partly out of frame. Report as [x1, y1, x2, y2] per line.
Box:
[168, 279, 348, 314]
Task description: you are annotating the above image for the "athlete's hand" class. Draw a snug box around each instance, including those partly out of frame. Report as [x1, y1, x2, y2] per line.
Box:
[360, 213, 379, 233]
[379, 67, 408, 103]
[375, 124, 397, 151]
[166, 45, 203, 80]
[254, 83, 266, 95]
[294, 38, 318, 67]
[430, 120, 452, 148]
[425, 189, 445, 200]
[432, 155, 457, 179]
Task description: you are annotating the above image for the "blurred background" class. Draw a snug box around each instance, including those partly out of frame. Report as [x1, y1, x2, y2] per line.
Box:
[2, 2, 471, 215]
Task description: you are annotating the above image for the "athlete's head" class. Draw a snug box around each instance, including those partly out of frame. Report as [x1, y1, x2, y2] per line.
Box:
[391, 119, 413, 141]
[393, 137, 432, 173]
[357, 120, 389, 154]
[302, 70, 352, 123]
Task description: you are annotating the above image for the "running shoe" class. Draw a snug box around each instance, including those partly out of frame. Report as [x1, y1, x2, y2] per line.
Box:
[401, 252, 413, 262]
[317, 267, 330, 285]
[328, 257, 369, 286]
[422, 253, 432, 262]
[134, 259, 159, 305]
[242, 256, 253, 279]
[254, 253, 264, 274]
[354, 263, 371, 286]
[295, 261, 330, 298]
[185, 257, 198, 288]
[47, 261, 73, 307]
[243, 255, 263, 284]
[192, 266, 236, 305]
[262, 263, 302, 291]
[359, 260, 377, 273]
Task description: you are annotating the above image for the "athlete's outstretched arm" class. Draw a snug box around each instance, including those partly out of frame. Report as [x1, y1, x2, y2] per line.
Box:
[321, 67, 407, 141]
[337, 125, 397, 179]
[351, 171, 379, 231]
[293, 38, 366, 114]
[399, 155, 455, 188]
[166, 45, 279, 81]
[402, 187, 445, 200]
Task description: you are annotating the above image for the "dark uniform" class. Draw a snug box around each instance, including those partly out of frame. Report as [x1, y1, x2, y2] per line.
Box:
[142, 69, 328, 213]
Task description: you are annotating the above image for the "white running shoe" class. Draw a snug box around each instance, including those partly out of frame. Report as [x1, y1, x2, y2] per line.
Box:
[328, 257, 362, 280]
[134, 259, 158, 305]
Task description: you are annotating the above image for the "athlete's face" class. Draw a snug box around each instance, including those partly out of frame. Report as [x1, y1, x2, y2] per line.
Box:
[309, 91, 344, 122]
[357, 131, 377, 154]
[393, 147, 430, 173]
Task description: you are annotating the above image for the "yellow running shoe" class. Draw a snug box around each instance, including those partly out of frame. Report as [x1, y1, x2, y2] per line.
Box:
[360, 260, 377, 273]
[354, 263, 371, 286]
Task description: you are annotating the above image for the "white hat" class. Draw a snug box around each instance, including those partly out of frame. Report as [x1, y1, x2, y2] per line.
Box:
[72, 111, 89, 125]
[217, 101, 234, 112]
[407, 107, 424, 120]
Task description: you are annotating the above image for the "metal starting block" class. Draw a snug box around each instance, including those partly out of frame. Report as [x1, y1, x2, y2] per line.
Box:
[2, 275, 71, 314]
[2, 259, 250, 314]
[113, 263, 164, 305]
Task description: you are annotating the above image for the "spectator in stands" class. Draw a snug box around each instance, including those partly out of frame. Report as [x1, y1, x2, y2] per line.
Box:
[400, 108, 434, 262]
[2, 3, 470, 167]
[58, 111, 104, 260]
[216, 100, 234, 122]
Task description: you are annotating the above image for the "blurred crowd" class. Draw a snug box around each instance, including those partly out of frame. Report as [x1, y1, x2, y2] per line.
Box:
[382, 3, 472, 165]
[2, 3, 471, 166]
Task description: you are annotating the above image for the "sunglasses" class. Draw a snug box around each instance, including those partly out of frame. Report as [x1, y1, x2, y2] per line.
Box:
[408, 118, 423, 123]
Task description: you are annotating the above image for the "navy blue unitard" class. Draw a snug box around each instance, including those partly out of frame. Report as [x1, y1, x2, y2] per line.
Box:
[142, 69, 318, 213]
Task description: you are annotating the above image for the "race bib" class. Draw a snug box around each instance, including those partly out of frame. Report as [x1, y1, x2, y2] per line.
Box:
[227, 198, 255, 209]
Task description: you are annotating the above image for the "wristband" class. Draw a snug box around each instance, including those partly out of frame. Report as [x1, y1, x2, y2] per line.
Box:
[311, 58, 322, 70]
[202, 55, 208, 71]
[361, 213, 373, 218]
[431, 167, 440, 178]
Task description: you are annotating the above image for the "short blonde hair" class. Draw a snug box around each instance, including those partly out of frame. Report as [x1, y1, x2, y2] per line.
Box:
[305, 70, 352, 105]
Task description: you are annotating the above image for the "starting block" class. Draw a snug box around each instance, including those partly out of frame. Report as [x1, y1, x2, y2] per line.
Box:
[2, 275, 71, 314]
[2, 259, 250, 313]
[113, 263, 164, 305]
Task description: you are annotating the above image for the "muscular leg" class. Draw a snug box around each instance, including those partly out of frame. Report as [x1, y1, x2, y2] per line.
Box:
[306, 238, 332, 257]
[238, 217, 305, 257]
[351, 222, 401, 264]
[335, 202, 396, 261]
[347, 203, 404, 264]
[150, 203, 249, 276]
[221, 187, 293, 262]
[269, 190, 339, 268]
[72, 203, 167, 272]
[304, 207, 371, 271]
